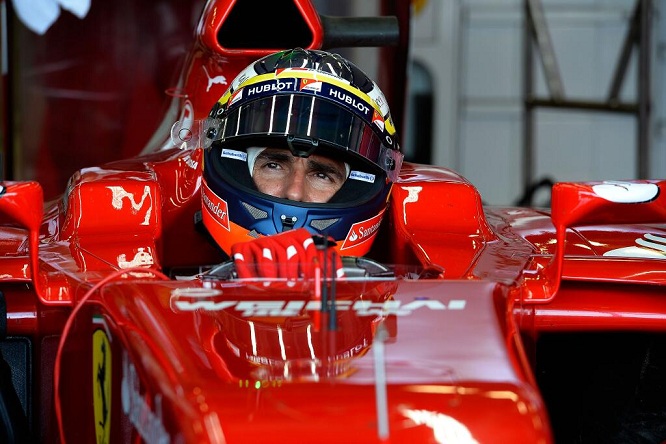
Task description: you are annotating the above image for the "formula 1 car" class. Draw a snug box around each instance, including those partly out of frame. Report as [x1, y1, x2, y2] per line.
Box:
[1, 1, 666, 443]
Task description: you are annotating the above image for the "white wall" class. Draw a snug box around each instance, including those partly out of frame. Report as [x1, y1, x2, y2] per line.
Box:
[410, 0, 664, 205]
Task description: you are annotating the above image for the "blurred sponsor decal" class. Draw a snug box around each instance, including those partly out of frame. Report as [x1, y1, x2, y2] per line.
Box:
[604, 233, 666, 259]
[117, 248, 154, 269]
[121, 350, 169, 443]
[108, 185, 153, 226]
[170, 291, 466, 316]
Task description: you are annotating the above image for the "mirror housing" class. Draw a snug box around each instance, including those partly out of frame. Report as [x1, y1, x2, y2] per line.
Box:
[0, 181, 45, 296]
[527, 180, 666, 303]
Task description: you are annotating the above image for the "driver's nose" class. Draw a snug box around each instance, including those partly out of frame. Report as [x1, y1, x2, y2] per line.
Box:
[284, 169, 306, 201]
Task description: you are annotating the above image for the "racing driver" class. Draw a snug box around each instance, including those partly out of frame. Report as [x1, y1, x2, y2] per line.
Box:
[198, 48, 403, 279]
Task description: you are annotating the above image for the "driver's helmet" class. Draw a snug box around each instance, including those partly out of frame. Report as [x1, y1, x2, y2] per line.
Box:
[200, 48, 403, 257]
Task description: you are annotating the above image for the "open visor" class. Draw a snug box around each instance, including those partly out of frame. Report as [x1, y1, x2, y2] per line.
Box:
[202, 94, 403, 182]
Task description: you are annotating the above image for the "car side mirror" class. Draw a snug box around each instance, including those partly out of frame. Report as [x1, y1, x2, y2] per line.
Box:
[539, 180, 666, 302]
[0, 181, 44, 293]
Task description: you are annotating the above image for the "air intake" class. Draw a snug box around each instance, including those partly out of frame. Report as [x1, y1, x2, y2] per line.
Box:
[310, 218, 339, 231]
[217, 0, 314, 50]
[242, 202, 268, 220]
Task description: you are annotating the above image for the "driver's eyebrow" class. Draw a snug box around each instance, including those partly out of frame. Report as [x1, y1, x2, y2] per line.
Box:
[306, 158, 346, 181]
[256, 150, 292, 164]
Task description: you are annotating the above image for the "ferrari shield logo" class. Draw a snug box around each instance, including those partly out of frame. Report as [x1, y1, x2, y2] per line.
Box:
[93, 329, 111, 444]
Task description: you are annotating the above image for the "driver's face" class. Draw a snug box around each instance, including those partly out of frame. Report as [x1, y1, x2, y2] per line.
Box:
[252, 148, 347, 203]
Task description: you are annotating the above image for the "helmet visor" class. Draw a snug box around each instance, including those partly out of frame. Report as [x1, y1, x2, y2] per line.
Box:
[209, 94, 403, 182]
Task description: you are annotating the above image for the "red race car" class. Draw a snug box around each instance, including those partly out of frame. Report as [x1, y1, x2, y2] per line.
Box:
[1, 1, 665, 443]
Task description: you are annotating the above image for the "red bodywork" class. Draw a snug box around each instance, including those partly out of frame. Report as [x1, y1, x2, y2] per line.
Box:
[1, 1, 665, 443]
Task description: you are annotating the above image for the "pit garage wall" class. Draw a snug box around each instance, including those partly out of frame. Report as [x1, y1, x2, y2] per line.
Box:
[3, 1, 207, 200]
[6, 0, 666, 205]
[408, 0, 666, 205]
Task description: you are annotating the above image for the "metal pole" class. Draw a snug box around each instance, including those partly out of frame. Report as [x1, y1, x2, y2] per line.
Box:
[637, 0, 651, 178]
[523, 0, 535, 191]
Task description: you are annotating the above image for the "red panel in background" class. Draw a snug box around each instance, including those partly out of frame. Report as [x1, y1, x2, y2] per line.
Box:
[10, 0, 205, 200]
